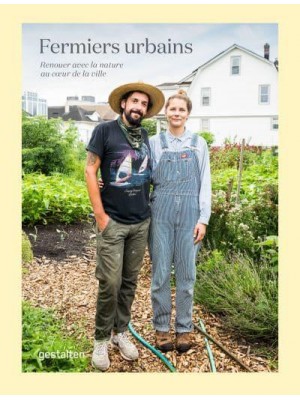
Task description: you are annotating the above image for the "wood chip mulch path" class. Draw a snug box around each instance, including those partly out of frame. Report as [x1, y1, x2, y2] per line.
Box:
[22, 234, 276, 373]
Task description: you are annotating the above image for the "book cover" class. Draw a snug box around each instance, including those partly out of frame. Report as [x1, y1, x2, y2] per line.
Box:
[0, 4, 299, 396]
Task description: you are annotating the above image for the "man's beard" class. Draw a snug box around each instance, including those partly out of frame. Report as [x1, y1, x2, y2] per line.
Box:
[124, 109, 144, 126]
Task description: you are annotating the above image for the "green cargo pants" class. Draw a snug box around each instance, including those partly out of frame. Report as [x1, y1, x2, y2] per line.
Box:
[95, 217, 150, 341]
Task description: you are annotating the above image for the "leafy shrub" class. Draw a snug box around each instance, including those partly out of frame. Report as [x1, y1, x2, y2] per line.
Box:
[198, 131, 215, 148]
[22, 302, 90, 372]
[66, 137, 87, 182]
[211, 151, 278, 201]
[22, 173, 91, 225]
[142, 118, 157, 137]
[22, 231, 33, 263]
[205, 148, 278, 258]
[257, 236, 278, 271]
[205, 188, 278, 259]
[210, 143, 264, 171]
[194, 251, 278, 343]
[22, 113, 85, 176]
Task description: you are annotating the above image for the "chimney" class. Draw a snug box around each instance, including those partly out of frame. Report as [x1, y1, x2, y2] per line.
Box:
[264, 43, 270, 60]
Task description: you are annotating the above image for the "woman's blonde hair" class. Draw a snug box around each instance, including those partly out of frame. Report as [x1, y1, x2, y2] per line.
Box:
[165, 89, 192, 113]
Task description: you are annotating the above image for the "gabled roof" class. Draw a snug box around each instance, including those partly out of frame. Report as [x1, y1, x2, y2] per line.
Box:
[79, 104, 117, 120]
[48, 104, 117, 122]
[177, 43, 276, 85]
[157, 82, 178, 87]
[48, 106, 88, 121]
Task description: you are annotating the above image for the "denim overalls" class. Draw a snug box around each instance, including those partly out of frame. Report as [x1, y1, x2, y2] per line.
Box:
[149, 132, 201, 333]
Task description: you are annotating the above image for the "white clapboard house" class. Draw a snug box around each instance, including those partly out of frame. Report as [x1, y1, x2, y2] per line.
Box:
[156, 44, 278, 146]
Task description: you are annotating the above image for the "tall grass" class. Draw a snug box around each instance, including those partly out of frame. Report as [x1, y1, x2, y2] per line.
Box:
[194, 250, 278, 343]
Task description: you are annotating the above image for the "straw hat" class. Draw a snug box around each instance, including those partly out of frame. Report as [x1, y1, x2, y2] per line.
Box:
[108, 82, 165, 118]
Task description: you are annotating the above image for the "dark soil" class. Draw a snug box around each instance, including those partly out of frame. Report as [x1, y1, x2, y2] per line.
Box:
[23, 221, 95, 260]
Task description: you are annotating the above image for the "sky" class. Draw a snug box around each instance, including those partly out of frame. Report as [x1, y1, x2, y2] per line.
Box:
[22, 23, 278, 106]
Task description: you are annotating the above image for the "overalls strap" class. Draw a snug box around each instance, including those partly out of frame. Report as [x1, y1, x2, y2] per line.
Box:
[190, 133, 199, 148]
[159, 132, 169, 150]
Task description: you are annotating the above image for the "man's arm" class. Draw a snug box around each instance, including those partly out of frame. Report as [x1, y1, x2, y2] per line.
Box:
[85, 151, 110, 231]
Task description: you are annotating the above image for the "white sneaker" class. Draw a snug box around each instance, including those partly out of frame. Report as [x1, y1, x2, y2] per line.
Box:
[111, 331, 139, 361]
[91, 339, 110, 371]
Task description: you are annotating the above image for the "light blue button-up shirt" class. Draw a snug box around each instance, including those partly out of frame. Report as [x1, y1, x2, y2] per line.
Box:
[149, 130, 211, 225]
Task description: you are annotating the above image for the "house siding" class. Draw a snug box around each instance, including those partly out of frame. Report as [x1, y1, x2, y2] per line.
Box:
[187, 115, 278, 146]
[156, 46, 278, 147]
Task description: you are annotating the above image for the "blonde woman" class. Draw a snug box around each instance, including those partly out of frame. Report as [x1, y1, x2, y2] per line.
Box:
[149, 90, 211, 353]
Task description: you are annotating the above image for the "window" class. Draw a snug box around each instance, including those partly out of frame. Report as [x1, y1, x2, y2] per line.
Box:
[201, 118, 210, 131]
[231, 56, 241, 75]
[271, 116, 278, 130]
[259, 85, 270, 104]
[201, 88, 211, 106]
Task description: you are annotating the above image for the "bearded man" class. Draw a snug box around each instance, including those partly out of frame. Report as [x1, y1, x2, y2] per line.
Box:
[85, 82, 164, 371]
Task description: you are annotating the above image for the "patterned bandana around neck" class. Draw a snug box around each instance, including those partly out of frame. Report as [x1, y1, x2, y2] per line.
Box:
[117, 116, 144, 150]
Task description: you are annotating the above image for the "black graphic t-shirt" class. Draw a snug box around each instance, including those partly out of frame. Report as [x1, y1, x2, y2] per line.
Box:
[86, 120, 151, 224]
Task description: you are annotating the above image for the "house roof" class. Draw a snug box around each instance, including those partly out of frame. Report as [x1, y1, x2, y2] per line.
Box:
[175, 43, 277, 85]
[157, 82, 178, 87]
[79, 104, 117, 120]
[48, 104, 117, 122]
[48, 106, 65, 119]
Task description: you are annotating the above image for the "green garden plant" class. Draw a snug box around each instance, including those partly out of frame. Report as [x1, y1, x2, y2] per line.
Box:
[22, 231, 33, 263]
[257, 236, 278, 270]
[198, 131, 215, 148]
[22, 301, 90, 372]
[205, 148, 278, 259]
[22, 173, 92, 225]
[194, 250, 278, 344]
[141, 118, 157, 137]
[22, 113, 85, 177]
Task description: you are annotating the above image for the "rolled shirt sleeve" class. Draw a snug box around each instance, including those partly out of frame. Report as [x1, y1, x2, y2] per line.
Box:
[196, 138, 211, 225]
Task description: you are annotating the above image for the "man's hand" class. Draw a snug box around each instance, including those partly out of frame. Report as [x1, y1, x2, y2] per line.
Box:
[96, 213, 110, 232]
[85, 152, 109, 233]
[98, 178, 104, 189]
[193, 223, 206, 244]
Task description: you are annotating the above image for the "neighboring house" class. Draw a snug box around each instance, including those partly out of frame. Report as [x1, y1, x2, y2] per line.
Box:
[22, 91, 48, 117]
[48, 98, 117, 143]
[156, 44, 278, 146]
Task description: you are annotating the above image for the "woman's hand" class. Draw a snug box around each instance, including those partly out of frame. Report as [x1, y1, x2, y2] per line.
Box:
[193, 223, 206, 244]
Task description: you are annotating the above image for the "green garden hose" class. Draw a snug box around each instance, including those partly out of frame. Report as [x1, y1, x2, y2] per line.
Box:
[128, 322, 177, 372]
[198, 319, 217, 372]
[129, 319, 217, 373]
[193, 322, 253, 372]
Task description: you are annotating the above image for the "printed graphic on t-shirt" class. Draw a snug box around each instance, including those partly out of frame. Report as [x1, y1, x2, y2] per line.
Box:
[109, 143, 150, 188]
